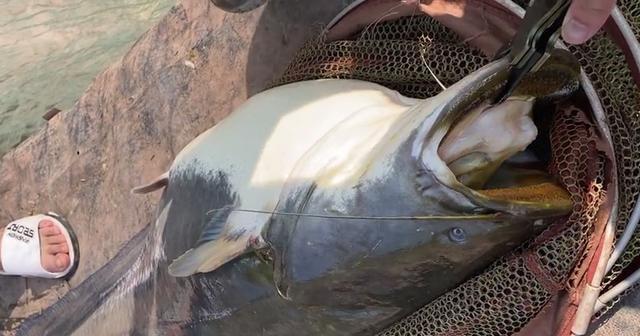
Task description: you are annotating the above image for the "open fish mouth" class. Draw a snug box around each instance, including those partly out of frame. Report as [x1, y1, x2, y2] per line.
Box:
[410, 50, 581, 218]
[437, 94, 573, 215]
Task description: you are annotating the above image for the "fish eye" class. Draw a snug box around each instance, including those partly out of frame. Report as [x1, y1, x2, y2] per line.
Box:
[448, 227, 467, 243]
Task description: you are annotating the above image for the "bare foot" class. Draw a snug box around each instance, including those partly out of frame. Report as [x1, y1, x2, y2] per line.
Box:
[0, 219, 71, 273]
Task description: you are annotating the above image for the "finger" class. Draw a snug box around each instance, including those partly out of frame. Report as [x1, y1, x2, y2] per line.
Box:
[562, 0, 616, 44]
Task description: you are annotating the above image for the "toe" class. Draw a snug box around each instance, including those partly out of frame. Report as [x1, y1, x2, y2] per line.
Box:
[39, 219, 54, 228]
[45, 243, 69, 255]
[37, 218, 72, 273]
[39, 225, 60, 237]
[54, 254, 70, 272]
[38, 219, 56, 230]
[42, 233, 66, 245]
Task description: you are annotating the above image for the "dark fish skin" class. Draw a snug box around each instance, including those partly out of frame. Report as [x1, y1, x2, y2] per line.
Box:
[16, 51, 580, 336]
[16, 223, 151, 336]
[210, 0, 267, 13]
[267, 132, 550, 320]
[19, 167, 401, 336]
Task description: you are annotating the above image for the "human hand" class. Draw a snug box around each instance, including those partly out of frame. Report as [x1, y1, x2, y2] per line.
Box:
[562, 0, 616, 44]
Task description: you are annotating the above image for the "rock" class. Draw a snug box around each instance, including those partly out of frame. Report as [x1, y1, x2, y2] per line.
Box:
[42, 108, 61, 121]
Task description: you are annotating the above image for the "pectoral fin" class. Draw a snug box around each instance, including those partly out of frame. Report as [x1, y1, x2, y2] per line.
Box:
[168, 204, 270, 277]
[168, 205, 266, 277]
[168, 238, 249, 277]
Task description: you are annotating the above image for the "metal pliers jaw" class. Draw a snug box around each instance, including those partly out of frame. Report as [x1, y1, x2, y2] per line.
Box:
[492, 0, 572, 105]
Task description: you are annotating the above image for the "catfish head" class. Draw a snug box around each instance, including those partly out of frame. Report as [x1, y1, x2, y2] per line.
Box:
[265, 49, 580, 316]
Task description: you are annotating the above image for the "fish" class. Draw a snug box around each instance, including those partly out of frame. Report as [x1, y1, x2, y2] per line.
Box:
[17, 49, 580, 336]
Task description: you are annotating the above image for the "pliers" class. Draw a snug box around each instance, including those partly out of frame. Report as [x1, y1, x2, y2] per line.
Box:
[493, 0, 572, 104]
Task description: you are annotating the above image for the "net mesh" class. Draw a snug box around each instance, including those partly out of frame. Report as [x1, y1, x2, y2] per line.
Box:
[569, 0, 640, 319]
[270, 16, 488, 99]
[272, 1, 640, 334]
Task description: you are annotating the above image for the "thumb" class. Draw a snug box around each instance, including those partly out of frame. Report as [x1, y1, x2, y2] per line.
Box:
[561, 0, 616, 45]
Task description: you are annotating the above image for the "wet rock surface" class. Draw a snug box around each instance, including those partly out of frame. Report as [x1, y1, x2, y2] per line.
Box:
[0, 0, 351, 333]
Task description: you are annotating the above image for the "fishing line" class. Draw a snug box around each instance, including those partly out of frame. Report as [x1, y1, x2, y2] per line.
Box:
[206, 207, 501, 221]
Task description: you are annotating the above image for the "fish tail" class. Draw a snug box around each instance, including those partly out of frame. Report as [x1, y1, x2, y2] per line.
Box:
[131, 172, 169, 194]
[16, 224, 152, 336]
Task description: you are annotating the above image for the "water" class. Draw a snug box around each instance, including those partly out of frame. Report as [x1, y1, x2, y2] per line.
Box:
[0, 0, 174, 156]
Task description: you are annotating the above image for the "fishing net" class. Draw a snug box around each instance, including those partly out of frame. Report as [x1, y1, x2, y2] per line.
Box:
[271, 0, 640, 334]
[581, 0, 640, 295]
[272, 15, 487, 99]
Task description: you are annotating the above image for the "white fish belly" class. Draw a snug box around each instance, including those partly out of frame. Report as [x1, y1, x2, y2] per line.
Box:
[170, 79, 420, 210]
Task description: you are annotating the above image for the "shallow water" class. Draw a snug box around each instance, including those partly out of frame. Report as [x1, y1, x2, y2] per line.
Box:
[0, 0, 174, 156]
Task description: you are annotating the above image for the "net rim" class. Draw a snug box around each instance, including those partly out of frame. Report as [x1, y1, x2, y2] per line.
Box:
[611, 8, 640, 91]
